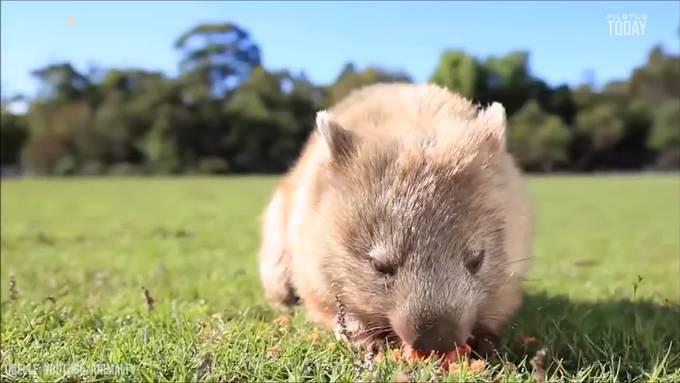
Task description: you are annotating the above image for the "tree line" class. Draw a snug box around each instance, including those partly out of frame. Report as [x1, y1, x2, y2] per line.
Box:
[1, 22, 678, 175]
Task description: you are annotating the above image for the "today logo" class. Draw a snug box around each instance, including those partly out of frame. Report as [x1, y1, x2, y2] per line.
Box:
[607, 13, 648, 37]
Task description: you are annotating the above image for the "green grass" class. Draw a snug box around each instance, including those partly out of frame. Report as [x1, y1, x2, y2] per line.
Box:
[1, 175, 678, 382]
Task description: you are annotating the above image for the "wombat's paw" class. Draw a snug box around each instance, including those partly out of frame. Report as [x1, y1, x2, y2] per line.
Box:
[265, 286, 299, 311]
[259, 253, 298, 308]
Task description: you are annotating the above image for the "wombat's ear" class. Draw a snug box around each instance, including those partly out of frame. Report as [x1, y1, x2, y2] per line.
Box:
[476, 102, 507, 152]
[316, 110, 356, 164]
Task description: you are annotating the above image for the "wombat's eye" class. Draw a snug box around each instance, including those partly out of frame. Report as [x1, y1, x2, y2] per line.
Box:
[466, 248, 485, 274]
[370, 258, 395, 276]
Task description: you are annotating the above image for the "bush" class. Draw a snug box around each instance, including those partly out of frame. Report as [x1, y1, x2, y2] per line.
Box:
[508, 100, 572, 171]
[198, 157, 230, 174]
[648, 101, 680, 169]
[108, 162, 146, 176]
[1, 107, 28, 166]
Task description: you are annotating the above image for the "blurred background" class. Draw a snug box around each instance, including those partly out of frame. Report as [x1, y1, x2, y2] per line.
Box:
[1, 1, 678, 177]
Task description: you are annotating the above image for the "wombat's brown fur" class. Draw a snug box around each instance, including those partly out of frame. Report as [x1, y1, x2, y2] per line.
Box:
[258, 83, 533, 355]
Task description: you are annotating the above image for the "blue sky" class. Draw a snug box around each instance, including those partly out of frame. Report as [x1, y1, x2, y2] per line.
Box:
[2, 1, 678, 98]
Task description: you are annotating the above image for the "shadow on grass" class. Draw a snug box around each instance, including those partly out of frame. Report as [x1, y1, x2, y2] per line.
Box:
[503, 292, 679, 377]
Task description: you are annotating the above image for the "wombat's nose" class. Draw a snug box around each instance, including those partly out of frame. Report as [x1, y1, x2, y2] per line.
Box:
[392, 317, 461, 353]
[411, 322, 460, 353]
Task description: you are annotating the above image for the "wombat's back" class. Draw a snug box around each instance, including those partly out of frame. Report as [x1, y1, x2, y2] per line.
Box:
[328, 83, 479, 143]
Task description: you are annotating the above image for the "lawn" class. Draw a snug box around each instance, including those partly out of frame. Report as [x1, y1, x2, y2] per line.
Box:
[1, 175, 678, 382]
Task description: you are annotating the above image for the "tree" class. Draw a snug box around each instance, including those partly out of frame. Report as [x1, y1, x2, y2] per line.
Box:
[430, 50, 480, 98]
[175, 23, 261, 97]
[141, 104, 183, 174]
[508, 100, 572, 172]
[431, 50, 577, 128]
[477, 51, 534, 115]
[610, 98, 654, 169]
[629, 45, 680, 105]
[648, 101, 680, 169]
[530, 83, 577, 125]
[22, 100, 95, 174]
[329, 63, 411, 103]
[20, 132, 72, 175]
[93, 69, 167, 166]
[573, 103, 625, 170]
[8, 41, 678, 175]
[224, 67, 325, 172]
[482, 51, 532, 90]
[20, 63, 94, 174]
[572, 85, 598, 110]
[31, 63, 91, 101]
[0, 105, 28, 167]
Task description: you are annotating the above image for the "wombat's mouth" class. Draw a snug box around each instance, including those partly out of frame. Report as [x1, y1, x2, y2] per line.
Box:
[362, 328, 474, 357]
[335, 296, 469, 353]
[353, 327, 401, 352]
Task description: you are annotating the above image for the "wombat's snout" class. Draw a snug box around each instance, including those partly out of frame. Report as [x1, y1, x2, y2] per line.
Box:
[391, 315, 466, 353]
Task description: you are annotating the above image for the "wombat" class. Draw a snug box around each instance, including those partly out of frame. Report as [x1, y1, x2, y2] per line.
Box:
[258, 83, 533, 356]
